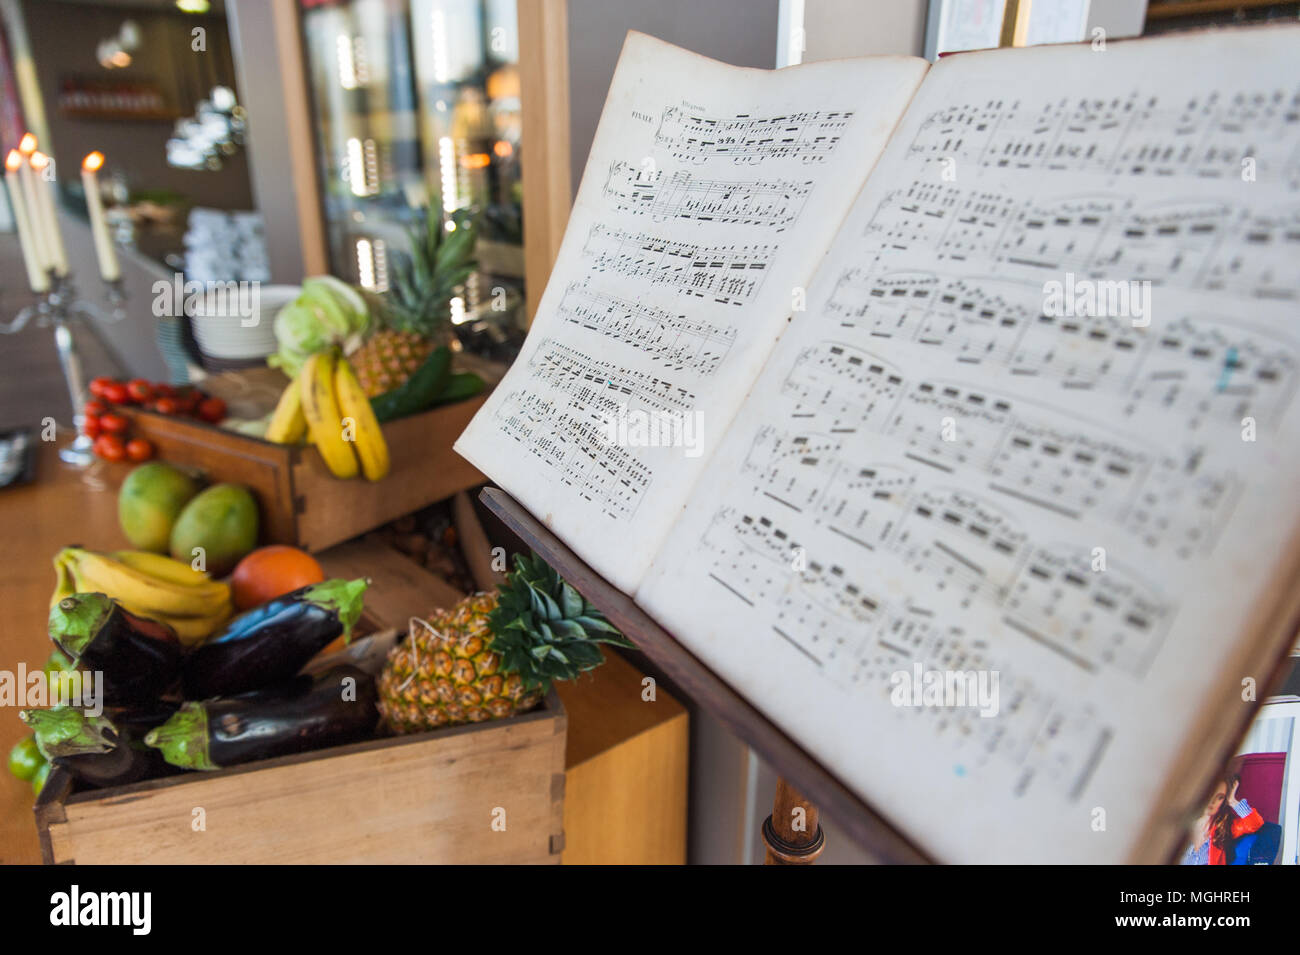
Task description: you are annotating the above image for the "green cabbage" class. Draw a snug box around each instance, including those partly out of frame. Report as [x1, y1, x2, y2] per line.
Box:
[267, 276, 371, 376]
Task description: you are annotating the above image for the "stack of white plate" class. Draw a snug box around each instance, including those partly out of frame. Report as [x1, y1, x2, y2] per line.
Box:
[190, 284, 299, 361]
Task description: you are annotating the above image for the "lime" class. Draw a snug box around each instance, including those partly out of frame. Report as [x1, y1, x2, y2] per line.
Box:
[31, 760, 52, 796]
[9, 736, 45, 782]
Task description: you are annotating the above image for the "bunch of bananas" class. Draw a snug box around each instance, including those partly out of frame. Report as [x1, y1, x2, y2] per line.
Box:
[266, 349, 390, 482]
[52, 548, 233, 647]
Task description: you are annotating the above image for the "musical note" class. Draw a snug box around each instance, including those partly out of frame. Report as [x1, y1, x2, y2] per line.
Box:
[581, 223, 775, 305]
[697, 502, 1114, 798]
[556, 282, 737, 375]
[603, 161, 814, 231]
[655, 106, 855, 164]
[528, 337, 700, 419]
[907, 86, 1300, 186]
[856, 184, 1298, 300]
[822, 271, 1300, 426]
[493, 389, 653, 522]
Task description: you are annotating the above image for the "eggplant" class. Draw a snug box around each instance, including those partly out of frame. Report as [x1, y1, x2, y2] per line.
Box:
[49, 594, 183, 706]
[145, 665, 379, 770]
[182, 578, 368, 700]
[21, 707, 174, 788]
[110, 701, 183, 734]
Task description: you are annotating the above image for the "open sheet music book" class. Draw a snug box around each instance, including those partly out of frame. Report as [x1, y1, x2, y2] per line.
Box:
[456, 28, 1300, 863]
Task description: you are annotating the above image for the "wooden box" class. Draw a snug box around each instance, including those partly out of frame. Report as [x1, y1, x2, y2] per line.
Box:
[319, 541, 691, 863]
[123, 395, 488, 553]
[34, 693, 566, 865]
[556, 651, 689, 864]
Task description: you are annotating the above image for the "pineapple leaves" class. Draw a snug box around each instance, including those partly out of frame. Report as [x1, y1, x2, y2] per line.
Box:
[550, 618, 587, 640]
[485, 553, 635, 691]
[559, 582, 584, 619]
[573, 614, 622, 635]
[530, 586, 562, 623]
[381, 200, 477, 335]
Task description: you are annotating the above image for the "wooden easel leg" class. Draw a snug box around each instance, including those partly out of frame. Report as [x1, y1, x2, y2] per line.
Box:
[762, 776, 826, 865]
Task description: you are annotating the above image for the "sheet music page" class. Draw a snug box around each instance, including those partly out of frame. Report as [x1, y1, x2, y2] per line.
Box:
[455, 32, 928, 593]
[639, 26, 1300, 862]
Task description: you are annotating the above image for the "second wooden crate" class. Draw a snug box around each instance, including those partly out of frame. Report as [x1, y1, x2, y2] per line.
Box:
[125, 393, 487, 553]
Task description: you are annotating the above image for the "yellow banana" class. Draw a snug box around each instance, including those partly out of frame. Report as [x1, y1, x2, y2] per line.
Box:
[300, 350, 359, 479]
[333, 356, 390, 481]
[61, 547, 230, 619]
[115, 596, 233, 647]
[111, 550, 216, 588]
[266, 374, 308, 444]
[50, 553, 77, 608]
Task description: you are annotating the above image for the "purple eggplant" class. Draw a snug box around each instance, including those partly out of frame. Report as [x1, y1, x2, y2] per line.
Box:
[21, 707, 174, 788]
[146, 665, 379, 770]
[49, 594, 183, 706]
[182, 578, 367, 700]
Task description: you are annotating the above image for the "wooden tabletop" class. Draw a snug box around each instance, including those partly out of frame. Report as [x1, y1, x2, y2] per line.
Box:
[0, 440, 134, 864]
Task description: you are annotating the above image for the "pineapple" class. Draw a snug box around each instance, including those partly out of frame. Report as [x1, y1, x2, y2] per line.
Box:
[351, 202, 477, 397]
[379, 554, 633, 731]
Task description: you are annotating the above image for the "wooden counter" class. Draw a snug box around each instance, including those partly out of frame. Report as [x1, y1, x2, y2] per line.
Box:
[0, 441, 134, 864]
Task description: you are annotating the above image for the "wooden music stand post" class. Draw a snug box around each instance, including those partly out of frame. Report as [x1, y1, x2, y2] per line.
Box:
[480, 487, 930, 865]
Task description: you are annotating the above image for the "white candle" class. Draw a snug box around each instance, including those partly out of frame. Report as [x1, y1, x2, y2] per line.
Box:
[29, 151, 68, 276]
[5, 150, 49, 292]
[80, 151, 120, 282]
[16, 133, 52, 275]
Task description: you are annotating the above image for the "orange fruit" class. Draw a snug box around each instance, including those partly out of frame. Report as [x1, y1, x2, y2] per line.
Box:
[229, 545, 326, 610]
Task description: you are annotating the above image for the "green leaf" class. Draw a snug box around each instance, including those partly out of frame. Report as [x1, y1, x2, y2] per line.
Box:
[536, 588, 562, 622]
[559, 582, 584, 618]
[551, 619, 586, 640]
[574, 614, 620, 634]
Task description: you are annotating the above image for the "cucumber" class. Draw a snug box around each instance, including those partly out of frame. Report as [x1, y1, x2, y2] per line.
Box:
[370, 346, 452, 423]
[433, 372, 486, 406]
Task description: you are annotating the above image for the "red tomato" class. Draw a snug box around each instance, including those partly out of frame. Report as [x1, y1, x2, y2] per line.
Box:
[126, 379, 154, 403]
[99, 413, 129, 435]
[88, 377, 115, 399]
[153, 383, 178, 398]
[93, 434, 126, 461]
[101, 382, 129, 405]
[83, 416, 102, 439]
[153, 397, 180, 415]
[125, 438, 155, 462]
[197, 397, 227, 423]
[176, 389, 201, 414]
[84, 399, 108, 418]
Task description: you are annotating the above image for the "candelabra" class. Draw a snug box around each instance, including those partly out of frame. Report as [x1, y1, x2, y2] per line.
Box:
[0, 271, 127, 468]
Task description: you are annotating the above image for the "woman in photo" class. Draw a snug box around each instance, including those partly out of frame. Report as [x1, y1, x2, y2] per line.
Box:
[1182, 767, 1265, 865]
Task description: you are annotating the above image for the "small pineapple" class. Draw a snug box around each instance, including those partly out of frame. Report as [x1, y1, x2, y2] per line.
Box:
[379, 554, 633, 731]
[352, 202, 477, 397]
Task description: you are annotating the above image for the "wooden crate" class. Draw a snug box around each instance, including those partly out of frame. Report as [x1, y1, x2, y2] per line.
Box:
[556, 651, 689, 864]
[123, 395, 487, 553]
[35, 693, 566, 865]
